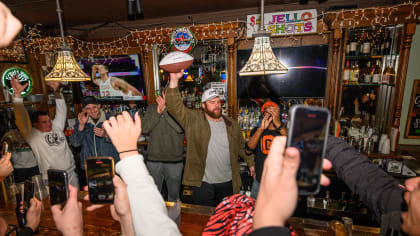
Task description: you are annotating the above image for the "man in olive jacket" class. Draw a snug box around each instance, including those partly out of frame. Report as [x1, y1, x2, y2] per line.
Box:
[166, 71, 255, 206]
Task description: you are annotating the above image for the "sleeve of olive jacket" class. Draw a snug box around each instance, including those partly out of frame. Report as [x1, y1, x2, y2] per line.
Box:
[325, 136, 404, 221]
[116, 154, 181, 236]
[12, 97, 32, 141]
[165, 87, 195, 129]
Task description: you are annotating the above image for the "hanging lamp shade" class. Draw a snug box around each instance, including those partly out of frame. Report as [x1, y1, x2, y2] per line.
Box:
[239, 32, 288, 76]
[44, 46, 90, 82]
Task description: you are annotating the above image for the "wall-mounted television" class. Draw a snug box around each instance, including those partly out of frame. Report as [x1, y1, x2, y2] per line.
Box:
[77, 54, 146, 101]
[237, 45, 329, 99]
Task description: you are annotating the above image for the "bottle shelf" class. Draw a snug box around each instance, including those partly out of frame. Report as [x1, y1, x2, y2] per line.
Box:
[345, 54, 399, 60]
[342, 83, 395, 87]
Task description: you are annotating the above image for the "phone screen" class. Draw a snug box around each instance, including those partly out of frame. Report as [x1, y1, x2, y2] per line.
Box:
[48, 169, 69, 207]
[23, 180, 33, 210]
[86, 158, 114, 204]
[287, 105, 330, 195]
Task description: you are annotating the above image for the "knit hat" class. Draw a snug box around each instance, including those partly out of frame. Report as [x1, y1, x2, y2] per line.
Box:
[82, 96, 99, 107]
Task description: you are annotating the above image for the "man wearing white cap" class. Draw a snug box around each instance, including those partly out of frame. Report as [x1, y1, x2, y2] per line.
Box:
[166, 71, 255, 207]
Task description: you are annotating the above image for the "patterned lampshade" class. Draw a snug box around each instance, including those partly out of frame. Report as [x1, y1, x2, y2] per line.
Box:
[239, 32, 288, 76]
[44, 46, 90, 82]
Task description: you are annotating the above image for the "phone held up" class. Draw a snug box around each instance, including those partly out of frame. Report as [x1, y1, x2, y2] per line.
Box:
[286, 105, 331, 195]
[47, 169, 69, 207]
[2, 141, 9, 156]
[85, 157, 115, 204]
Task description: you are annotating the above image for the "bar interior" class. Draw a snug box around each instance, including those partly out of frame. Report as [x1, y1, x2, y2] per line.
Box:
[0, 0, 420, 235]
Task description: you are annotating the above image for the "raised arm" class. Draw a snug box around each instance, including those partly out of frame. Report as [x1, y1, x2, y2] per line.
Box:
[11, 76, 32, 141]
[48, 82, 67, 131]
[165, 71, 195, 129]
[110, 78, 141, 96]
[103, 111, 181, 236]
[325, 136, 404, 221]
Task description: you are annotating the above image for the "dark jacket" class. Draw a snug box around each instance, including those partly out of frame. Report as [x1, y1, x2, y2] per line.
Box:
[69, 110, 119, 169]
[166, 87, 254, 194]
[142, 103, 184, 162]
[325, 136, 405, 221]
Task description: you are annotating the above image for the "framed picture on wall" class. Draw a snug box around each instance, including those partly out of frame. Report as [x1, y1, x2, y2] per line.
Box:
[404, 80, 420, 139]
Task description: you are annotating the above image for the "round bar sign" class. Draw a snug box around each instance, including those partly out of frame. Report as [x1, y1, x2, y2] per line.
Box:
[170, 27, 196, 53]
[2, 67, 33, 96]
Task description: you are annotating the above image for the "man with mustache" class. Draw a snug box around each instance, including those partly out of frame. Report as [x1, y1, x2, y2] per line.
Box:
[166, 71, 255, 207]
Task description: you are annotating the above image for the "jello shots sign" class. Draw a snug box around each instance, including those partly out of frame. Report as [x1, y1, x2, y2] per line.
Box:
[247, 9, 317, 38]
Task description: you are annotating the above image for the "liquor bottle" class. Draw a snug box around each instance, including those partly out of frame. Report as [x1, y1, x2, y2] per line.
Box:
[383, 31, 391, 55]
[371, 38, 379, 56]
[338, 192, 347, 211]
[363, 61, 372, 83]
[372, 60, 382, 84]
[323, 190, 332, 209]
[343, 61, 351, 84]
[362, 32, 371, 55]
[382, 59, 393, 84]
[349, 33, 357, 56]
[352, 61, 360, 84]
[345, 40, 350, 56]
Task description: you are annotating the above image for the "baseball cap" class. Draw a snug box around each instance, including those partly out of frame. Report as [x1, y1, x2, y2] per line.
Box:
[82, 96, 99, 107]
[201, 88, 220, 103]
[261, 101, 279, 111]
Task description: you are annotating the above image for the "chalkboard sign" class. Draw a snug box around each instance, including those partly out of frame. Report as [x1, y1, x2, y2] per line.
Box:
[405, 80, 420, 138]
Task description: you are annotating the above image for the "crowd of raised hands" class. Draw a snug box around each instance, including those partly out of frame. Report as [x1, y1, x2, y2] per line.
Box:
[0, 109, 419, 235]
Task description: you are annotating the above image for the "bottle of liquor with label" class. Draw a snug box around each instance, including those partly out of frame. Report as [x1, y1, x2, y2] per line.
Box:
[338, 192, 347, 211]
[382, 31, 391, 55]
[362, 32, 371, 56]
[352, 61, 360, 84]
[343, 61, 351, 84]
[363, 61, 372, 83]
[372, 60, 382, 84]
[349, 33, 358, 56]
[382, 59, 393, 84]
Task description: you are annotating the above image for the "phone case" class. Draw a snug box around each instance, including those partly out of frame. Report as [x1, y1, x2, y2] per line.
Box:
[85, 157, 115, 204]
[286, 105, 331, 195]
[47, 169, 69, 206]
[2, 141, 8, 156]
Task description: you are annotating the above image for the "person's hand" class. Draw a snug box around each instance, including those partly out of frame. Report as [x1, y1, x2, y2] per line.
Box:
[253, 137, 300, 229]
[0, 152, 13, 178]
[0, 2, 22, 48]
[93, 127, 107, 138]
[10, 75, 28, 98]
[91, 65, 98, 72]
[259, 113, 272, 131]
[249, 166, 256, 179]
[0, 216, 7, 236]
[77, 112, 88, 131]
[47, 81, 60, 92]
[267, 107, 281, 128]
[103, 111, 141, 159]
[85, 176, 134, 236]
[51, 185, 84, 236]
[253, 137, 331, 229]
[156, 94, 166, 114]
[169, 70, 184, 88]
[401, 177, 420, 235]
[26, 198, 42, 232]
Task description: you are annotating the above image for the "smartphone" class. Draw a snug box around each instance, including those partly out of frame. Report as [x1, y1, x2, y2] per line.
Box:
[47, 169, 69, 207]
[286, 105, 331, 195]
[23, 180, 33, 210]
[2, 141, 9, 156]
[85, 157, 115, 204]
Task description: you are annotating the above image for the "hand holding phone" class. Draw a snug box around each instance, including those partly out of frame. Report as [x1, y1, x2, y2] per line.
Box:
[48, 169, 69, 207]
[286, 105, 330, 195]
[85, 157, 115, 204]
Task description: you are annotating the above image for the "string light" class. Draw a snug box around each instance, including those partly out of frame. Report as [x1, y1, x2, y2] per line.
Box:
[0, 2, 419, 61]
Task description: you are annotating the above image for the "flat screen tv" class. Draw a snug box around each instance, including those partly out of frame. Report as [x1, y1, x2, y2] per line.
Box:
[237, 45, 329, 99]
[77, 54, 146, 101]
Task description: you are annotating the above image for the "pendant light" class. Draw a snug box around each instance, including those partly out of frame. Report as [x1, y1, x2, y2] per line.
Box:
[44, 0, 90, 82]
[239, 0, 288, 76]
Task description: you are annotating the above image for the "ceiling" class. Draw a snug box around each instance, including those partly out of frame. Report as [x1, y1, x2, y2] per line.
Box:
[5, 0, 301, 26]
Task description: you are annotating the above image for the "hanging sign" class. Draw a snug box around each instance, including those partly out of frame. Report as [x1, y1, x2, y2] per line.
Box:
[170, 27, 197, 53]
[2, 67, 33, 97]
[247, 9, 317, 38]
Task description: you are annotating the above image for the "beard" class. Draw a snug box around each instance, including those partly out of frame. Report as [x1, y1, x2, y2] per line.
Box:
[203, 106, 222, 119]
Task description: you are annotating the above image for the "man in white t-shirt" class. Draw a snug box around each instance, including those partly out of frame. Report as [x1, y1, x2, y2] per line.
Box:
[91, 64, 141, 97]
[11, 76, 78, 188]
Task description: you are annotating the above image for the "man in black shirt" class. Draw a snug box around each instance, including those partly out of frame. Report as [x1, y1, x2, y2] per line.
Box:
[246, 101, 286, 199]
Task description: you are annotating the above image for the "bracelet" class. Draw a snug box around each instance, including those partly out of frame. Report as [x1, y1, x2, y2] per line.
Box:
[118, 149, 138, 154]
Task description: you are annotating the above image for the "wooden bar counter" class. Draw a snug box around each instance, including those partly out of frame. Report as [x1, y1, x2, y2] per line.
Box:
[0, 193, 381, 235]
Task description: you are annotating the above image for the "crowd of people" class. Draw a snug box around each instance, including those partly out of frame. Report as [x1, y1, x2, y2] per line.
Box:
[0, 3, 420, 236]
